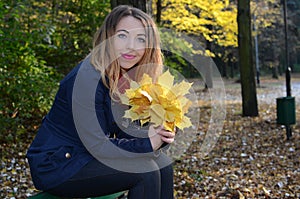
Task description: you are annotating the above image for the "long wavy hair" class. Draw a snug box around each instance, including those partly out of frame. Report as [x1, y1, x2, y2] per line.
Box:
[90, 5, 163, 99]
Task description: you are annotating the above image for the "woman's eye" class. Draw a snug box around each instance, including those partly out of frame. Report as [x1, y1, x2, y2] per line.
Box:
[137, 37, 146, 43]
[117, 33, 127, 39]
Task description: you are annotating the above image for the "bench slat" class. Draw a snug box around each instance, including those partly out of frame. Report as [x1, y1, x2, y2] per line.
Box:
[28, 191, 125, 199]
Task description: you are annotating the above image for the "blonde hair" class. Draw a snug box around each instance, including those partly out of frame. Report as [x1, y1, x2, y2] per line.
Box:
[90, 5, 163, 98]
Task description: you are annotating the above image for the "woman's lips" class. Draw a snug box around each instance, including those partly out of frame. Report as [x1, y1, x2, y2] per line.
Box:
[122, 54, 136, 60]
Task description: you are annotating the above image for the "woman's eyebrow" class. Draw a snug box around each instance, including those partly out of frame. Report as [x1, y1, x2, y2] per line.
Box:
[116, 29, 146, 36]
[116, 29, 129, 33]
[137, 33, 146, 37]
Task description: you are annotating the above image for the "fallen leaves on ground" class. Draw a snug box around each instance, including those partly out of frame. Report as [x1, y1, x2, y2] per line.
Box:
[1, 77, 299, 199]
[174, 102, 300, 199]
[174, 77, 300, 199]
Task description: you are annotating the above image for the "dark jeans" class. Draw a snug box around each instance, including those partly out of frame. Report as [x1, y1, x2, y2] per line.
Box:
[47, 155, 174, 199]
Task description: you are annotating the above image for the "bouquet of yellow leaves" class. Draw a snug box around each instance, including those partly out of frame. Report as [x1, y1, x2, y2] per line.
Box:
[119, 70, 193, 133]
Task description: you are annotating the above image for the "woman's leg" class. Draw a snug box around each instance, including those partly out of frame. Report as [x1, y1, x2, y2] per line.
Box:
[47, 159, 161, 199]
[160, 163, 174, 199]
[153, 153, 174, 199]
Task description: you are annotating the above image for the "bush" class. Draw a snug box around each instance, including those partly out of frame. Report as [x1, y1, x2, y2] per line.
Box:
[0, 1, 61, 143]
[0, 46, 61, 143]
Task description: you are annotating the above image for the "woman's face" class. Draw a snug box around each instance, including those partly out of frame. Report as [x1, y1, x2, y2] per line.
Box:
[114, 16, 146, 71]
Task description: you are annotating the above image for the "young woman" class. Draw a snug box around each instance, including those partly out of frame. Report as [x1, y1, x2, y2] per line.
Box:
[27, 5, 175, 199]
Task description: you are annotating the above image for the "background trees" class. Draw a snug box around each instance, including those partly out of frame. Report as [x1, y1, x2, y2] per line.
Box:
[1, 0, 299, 142]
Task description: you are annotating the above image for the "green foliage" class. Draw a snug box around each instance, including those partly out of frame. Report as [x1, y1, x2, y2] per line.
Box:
[31, 0, 111, 74]
[160, 30, 201, 78]
[0, 1, 60, 142]
[0, 64, 60, 143]
[0, 0, 110, 143]
[8, 0, 111, 74]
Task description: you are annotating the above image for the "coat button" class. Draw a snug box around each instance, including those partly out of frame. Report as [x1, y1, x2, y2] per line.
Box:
[65, 153, 71, 159]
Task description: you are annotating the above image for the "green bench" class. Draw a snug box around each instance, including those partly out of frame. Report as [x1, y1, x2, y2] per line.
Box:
[28, 191, 125, 199]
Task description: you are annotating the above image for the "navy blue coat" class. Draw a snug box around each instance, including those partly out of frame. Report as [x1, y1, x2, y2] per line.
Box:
[26, 58, 154, 190]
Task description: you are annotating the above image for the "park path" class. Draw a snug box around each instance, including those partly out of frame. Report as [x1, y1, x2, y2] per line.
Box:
[192, 75, 300, 105]
[226, 77, 300, 104]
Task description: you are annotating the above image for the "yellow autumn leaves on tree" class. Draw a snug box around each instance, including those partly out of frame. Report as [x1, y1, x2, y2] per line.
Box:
[119, 70, 193, 132]
[160, 0, 238, 48]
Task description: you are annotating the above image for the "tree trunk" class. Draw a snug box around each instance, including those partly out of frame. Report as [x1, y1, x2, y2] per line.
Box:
[237, 0, 259, 117]
[111, 0, 147, 12]
[272, 66, 279, 79]
[223, 60, 228, 78]
[156, 0, 162, 24]
[205, 24, 213, 89]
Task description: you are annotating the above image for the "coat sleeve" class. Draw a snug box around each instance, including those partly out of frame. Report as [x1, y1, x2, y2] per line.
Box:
[72, 58, 155, 159]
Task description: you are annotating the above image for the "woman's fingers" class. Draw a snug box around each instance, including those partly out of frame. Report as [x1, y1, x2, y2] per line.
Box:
[157, 130, 175, 143]
[158, 129, 175, 138]
[160, 136, 174, 144]
[149, 125, 175, 146]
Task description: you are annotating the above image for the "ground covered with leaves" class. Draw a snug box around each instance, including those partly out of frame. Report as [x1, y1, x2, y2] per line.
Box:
[174, 76, 300, 199]
[1, 76, 300, 199]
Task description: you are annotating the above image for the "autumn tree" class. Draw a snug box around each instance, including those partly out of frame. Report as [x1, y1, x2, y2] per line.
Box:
[159, 0, 238, 57]
[158, 0, 238, 87]
[237, 0, 259, 116]
[160, 0, 238, 49]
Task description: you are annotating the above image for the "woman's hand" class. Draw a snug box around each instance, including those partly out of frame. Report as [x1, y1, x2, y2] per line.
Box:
[148, 125, 175, 151]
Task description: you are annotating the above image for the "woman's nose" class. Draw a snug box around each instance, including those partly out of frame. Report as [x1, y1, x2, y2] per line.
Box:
[126, 37, 135, 49]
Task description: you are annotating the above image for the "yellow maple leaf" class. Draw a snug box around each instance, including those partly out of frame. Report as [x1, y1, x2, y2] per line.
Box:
[157, 70, 174, 89]
[119, 70, 193, 132]
[150, 104, 165, 126]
